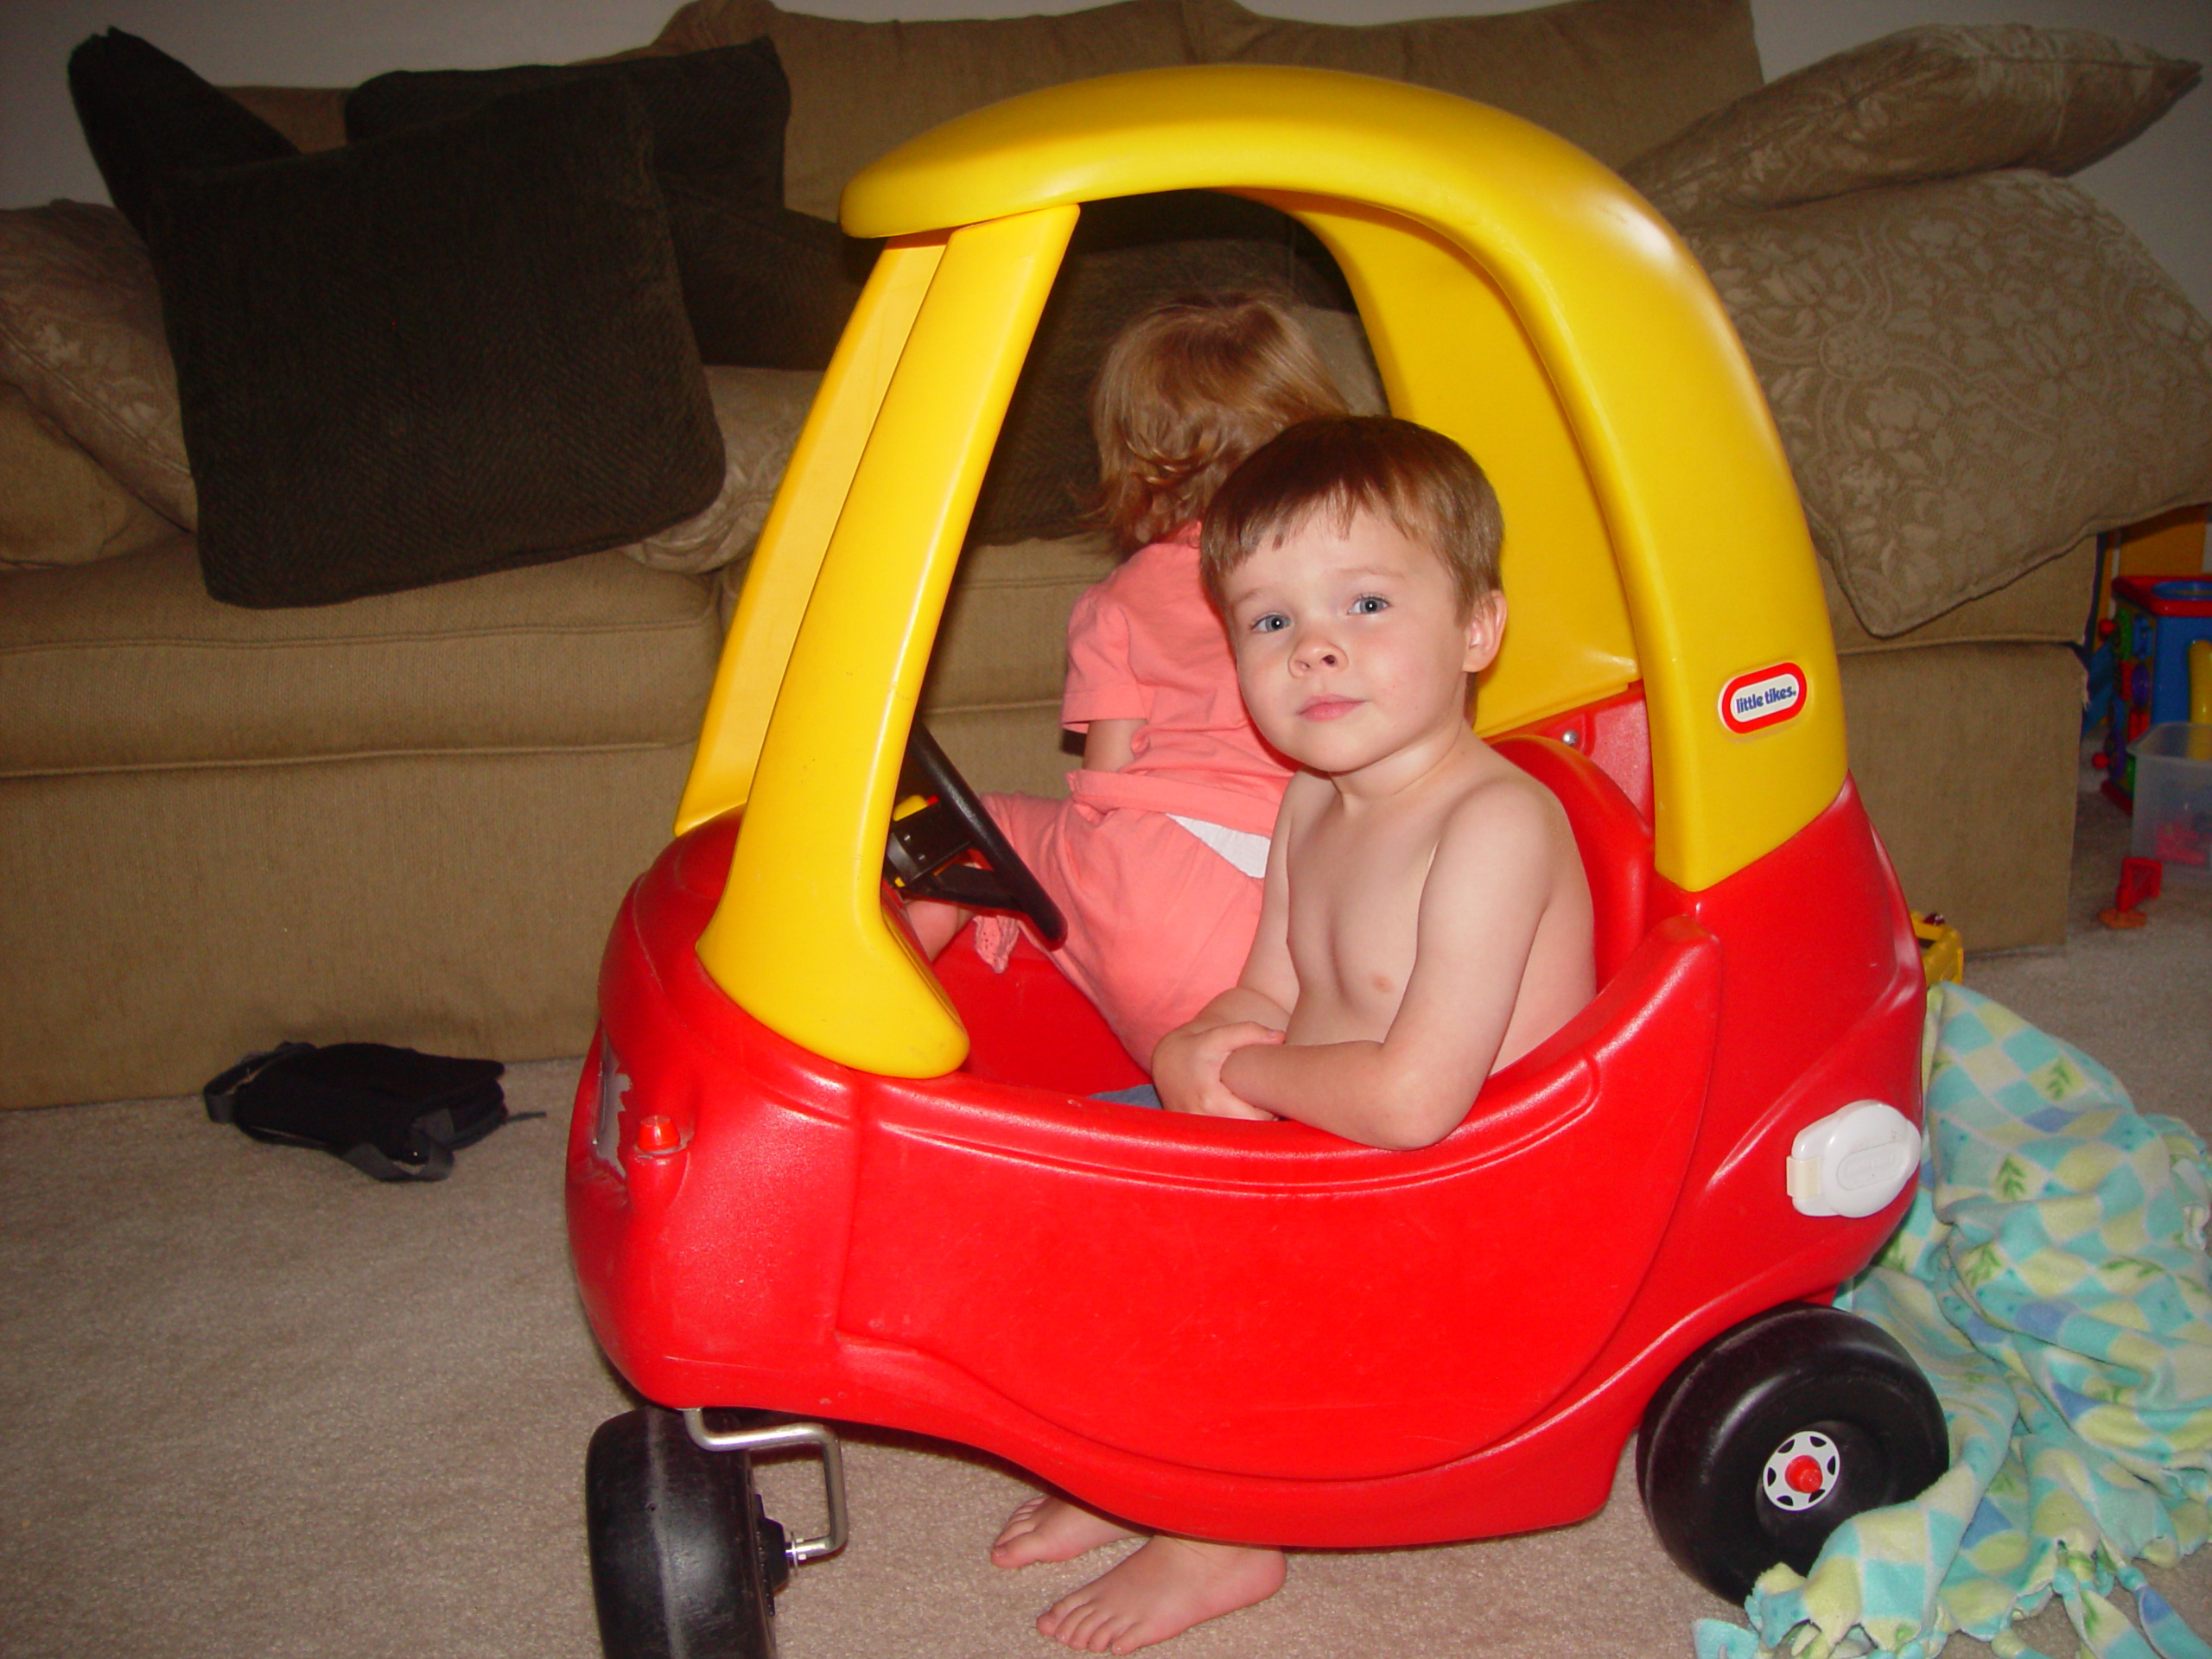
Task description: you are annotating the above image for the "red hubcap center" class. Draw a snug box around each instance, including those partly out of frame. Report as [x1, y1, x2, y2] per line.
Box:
[1785, 1455, 1826, 1494]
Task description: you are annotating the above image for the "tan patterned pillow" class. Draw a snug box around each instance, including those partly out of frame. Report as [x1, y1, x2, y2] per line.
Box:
[1625, 25, 2200, 224]
[0, 379, 176, 569]
[627, 365, 821, 575]
[650, 0, 1195, 219]
[1686, 171, 2212, 637]
[1182, 0, 1761, 168]
[0, 202, 194, 527]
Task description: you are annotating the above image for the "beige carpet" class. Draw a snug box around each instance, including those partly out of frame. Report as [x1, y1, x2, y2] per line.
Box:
[2, 791, 2204, 1659]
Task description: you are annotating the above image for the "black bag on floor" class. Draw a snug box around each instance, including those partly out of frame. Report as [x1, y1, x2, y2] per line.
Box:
[203, 1041, 517, 1181]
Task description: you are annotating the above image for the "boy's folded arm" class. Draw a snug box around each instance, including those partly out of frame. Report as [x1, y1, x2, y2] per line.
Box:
[1154, 985, 1289, 1116]
[1219, 1034, 1480, 1148]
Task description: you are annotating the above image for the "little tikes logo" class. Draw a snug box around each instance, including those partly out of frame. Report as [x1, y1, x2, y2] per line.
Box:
[1719, 663, 1807, 734]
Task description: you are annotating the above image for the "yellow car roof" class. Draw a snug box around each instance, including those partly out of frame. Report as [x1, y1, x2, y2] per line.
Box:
[680, 67, 1844, 1078]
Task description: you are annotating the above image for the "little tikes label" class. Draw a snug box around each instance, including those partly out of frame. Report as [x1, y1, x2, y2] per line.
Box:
[1719, 663, 1806, 735]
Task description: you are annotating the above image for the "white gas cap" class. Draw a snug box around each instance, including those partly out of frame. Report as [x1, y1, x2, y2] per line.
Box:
[1786, 1100, 1921, 1218]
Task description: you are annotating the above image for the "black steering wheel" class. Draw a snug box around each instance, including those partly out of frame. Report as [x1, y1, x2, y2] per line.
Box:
[886, 724, 1067, 948]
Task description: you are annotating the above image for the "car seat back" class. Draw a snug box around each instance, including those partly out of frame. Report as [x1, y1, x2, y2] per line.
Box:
[1491, 734, 1650, 986]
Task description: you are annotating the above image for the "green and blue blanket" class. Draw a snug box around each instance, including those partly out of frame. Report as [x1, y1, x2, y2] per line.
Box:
[1697, 983, 2211, 1659]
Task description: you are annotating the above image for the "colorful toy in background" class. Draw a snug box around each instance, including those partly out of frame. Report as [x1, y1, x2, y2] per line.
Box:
[2085, 514, 2212, 911]
[2084, 505, 2206, 746]
[2094, 573, 2212, 806]
[1910, 912, 1964, 984]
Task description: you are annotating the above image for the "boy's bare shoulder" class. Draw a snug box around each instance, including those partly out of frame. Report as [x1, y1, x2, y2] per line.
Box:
[1435, 753, 1577, 866]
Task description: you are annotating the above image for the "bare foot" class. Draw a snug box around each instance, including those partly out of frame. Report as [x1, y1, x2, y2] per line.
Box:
[992, 1496, 1137, 1567]
[1036, 1536, 1286, 1653]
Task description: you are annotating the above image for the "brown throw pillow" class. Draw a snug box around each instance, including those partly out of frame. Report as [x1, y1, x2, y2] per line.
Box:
[343, 39, 791, 213]
[1686, 171, 2212, 636]
[344, 40, 868, 369]
[67, 30, 299, 239]
[1624, 25, 2201, 224]
[659, 181, 875, 369]
[146, 77, 722, 607]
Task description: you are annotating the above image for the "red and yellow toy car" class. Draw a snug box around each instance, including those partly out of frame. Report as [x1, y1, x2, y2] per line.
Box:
[567, 66, 1944, 1658]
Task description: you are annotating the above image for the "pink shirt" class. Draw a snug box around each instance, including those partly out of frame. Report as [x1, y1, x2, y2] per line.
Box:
[1060, 530, 1292, 838]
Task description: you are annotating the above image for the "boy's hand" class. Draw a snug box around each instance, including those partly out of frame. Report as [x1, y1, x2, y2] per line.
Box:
[1154, 1020, 1284, 1119]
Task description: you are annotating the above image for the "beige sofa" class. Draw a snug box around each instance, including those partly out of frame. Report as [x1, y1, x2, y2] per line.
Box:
[3, 0, 2207, 1109]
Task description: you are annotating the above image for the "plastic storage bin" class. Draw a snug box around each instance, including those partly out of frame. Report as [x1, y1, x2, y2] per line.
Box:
[2130, 721, 2212, 882]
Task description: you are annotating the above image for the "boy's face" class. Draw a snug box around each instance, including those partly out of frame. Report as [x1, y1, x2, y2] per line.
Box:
[1218, 506, 1505, 779]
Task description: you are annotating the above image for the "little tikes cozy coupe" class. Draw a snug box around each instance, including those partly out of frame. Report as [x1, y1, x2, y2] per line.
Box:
[567, 66, 1944, 1659]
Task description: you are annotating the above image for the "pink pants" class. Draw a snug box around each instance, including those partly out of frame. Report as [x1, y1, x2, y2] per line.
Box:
[972, 791, 1264, 1069]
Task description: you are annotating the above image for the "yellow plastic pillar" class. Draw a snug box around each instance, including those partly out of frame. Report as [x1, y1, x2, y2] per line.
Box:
[694, 206, 1078, 1078]
[676, 236, 947, 831]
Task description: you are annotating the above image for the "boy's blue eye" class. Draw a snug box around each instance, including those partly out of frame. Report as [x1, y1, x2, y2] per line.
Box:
[1352, 594, 1389, 615]
[1249, 613, 1288, 633]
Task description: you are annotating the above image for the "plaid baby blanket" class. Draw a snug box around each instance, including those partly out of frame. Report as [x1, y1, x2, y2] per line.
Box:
[1696, 983, 2211, 1659]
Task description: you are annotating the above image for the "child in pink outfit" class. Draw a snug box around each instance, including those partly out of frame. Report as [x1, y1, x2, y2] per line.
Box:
[909, 290, 1347, 1067]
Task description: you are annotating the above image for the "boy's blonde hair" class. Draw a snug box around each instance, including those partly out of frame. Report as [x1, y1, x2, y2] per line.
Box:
[1200, 416, 1504, 618]
[1091, 291, 1348, 556]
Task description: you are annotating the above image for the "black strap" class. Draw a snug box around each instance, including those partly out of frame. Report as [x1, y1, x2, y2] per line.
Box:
[202, 1042, 314, 1125]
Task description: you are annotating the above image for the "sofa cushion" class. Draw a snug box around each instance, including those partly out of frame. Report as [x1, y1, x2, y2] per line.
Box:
[344, 38, 791, 213]
[650, 0, 1198, 219]
[1685, 170, 2212, 638]
[0, 381, 175, 569]
[0, 542, 721, 776]
[145, 76, 722, 607]
[0, 202, 194, 527]
[1182, 0, 1761, 169]
[1838, 643, 2083, 950]
[66, 29, 298, 239]
[1625, 24, 2201, 224]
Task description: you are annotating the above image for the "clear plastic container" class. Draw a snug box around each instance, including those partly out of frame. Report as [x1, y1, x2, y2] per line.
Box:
[2130, 722, 2212, 883]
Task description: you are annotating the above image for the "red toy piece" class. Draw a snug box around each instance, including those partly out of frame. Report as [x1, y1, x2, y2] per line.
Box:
[2102, 855, 2165, 928]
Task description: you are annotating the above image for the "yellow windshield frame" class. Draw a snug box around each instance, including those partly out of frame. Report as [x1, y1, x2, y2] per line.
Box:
[679, 67, 1843, 1078]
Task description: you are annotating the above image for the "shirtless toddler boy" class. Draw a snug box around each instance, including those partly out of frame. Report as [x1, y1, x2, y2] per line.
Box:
[993, 415, 1596, 1652]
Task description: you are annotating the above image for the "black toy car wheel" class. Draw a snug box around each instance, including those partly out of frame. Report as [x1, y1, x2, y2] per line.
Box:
[1637, 1302, 1948, 1602]
[586, 1407, 791, 1659]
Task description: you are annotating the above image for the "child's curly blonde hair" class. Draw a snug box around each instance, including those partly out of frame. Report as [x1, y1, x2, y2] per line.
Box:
[1090, 290, 1348, 556]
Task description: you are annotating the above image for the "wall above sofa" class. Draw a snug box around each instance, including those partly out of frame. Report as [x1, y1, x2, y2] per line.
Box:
[3, 0, 2207, 319]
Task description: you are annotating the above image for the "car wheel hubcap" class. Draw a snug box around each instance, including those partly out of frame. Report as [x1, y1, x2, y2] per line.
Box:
[1762, 1430, 1840, 1511]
